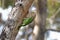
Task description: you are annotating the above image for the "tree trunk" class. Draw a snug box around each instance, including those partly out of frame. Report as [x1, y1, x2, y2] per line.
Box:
[9, 0, 34, 40]
[33, 0, 47, 40]
[0, 0, 34, 40]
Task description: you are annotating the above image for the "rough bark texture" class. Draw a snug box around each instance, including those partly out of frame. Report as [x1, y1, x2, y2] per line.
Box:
[9, 0, 34, 40]
[33, 0, 47, 40]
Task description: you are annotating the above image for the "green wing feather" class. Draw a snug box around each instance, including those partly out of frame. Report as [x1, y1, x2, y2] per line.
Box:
[21, 17, 33, 26]
[18, 17, 34, 30]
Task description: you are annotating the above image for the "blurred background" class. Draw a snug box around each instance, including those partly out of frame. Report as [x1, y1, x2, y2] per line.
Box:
[0, 0, 60, 40]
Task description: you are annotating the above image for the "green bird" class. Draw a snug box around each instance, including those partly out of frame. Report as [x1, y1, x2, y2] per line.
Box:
[21, 17, 34, 26]
[18, 17, 34, 30]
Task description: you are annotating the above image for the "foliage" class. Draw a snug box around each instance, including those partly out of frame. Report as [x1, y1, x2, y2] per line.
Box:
[47, 0, 60, 18]
[0, 0, 1, 6]
[46, 0, 60, 28]
[0, 0, 15, 8]
[4, 0, 15, 8]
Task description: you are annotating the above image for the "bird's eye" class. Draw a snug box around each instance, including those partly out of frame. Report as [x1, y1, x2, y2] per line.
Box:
[18, 0, 20, 1]
[21, 0, 23, 2]
[20, 4, 22, 6]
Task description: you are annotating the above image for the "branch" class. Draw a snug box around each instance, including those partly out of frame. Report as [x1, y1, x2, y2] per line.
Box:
[46, 29, 60, 32]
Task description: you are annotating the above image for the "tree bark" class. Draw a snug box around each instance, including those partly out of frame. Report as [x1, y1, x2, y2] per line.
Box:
[9, 0, 34, 40]
[33, 0, 47, 40]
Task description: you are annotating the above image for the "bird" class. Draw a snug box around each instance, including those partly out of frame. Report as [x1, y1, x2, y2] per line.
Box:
[18, 17, 35, 30]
